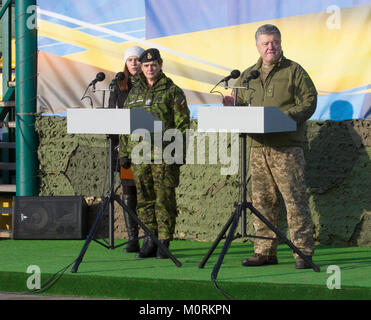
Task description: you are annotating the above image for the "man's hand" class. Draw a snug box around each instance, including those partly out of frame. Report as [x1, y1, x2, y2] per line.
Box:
[223, 95, 235, 106]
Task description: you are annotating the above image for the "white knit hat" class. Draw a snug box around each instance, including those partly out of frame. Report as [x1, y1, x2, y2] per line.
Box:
[124, 46, 145, 65]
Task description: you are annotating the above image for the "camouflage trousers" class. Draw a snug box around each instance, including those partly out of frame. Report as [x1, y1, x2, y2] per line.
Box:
[250, 146, 314, 258]
[131, 163, 179, 240]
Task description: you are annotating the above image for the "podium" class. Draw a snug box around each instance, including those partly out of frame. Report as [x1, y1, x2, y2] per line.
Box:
[197, 106, 296, 133]
[197, 106, 319, 293]
[67, 108, 160, 134]
[66, 108, 182, 273]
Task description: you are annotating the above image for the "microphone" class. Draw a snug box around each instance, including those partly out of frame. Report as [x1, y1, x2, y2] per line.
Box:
[221, 69, 241, 83]
[209, 69, 241, 96]
[243, 70, 260, 89]
[110, 72, 125, 88]
[89, 72, 106, 86]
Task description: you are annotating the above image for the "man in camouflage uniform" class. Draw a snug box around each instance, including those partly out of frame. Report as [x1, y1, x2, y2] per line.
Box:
[119, 48, 190, 259]
[234, 24, 317, 269]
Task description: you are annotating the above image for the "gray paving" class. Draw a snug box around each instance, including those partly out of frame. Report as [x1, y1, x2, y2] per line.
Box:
[0, 291, 121, 300]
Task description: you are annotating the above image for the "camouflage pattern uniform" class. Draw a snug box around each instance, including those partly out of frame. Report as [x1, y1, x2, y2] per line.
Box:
[119, 71, 190, 240]
[250, 146, 314, 257]
[235, 55, 317, 258]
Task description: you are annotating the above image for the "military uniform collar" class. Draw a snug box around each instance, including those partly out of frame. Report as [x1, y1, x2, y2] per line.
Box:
[255, 53, 285, 69]
[139, 71, 168, 89]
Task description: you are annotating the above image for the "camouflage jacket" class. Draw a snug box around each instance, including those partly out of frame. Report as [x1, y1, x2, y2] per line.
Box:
[235, 55, 317, 147]
[119, 71, 190, 161]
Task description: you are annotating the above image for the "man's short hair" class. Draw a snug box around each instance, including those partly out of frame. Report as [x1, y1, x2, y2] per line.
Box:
[255, 24, 281, 42]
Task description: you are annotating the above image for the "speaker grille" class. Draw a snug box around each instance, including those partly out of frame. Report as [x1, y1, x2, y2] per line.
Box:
[12, 196, 87, 240]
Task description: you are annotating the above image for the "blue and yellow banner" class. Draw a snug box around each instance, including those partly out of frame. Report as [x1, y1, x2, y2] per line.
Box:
[36, 0, 371, 120]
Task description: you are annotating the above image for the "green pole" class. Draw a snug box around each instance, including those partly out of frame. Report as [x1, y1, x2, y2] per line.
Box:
[15, 0, 38, 196]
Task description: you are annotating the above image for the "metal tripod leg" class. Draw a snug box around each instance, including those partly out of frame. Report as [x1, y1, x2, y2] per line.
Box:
[199, 132, 248, 270]
[211, 205, 242, 281]
[199, 200, 320, 274]
[113, 195, 182, 267]
[246, 202, 320, 272]
[199, 209, 236, 268]
[71, 194, 182, 273]
[71, 196, 110, 273]
[71, 134, 182, 273]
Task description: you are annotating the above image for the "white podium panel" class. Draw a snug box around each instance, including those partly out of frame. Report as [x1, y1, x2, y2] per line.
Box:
[197, 106, 296, 133]
[67, 108, 160, 134]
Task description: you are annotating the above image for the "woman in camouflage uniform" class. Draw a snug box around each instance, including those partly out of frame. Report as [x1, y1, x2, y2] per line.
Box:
[120, 48, 190, 259]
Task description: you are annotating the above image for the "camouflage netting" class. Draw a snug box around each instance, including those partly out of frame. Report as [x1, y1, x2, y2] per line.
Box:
[35, 115, 122, 238]
[35, 116, 371, 246]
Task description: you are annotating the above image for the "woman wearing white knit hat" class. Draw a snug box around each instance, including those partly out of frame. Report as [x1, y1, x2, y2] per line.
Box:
[109, 45, 145, 253]
[109, 45, 145, 108]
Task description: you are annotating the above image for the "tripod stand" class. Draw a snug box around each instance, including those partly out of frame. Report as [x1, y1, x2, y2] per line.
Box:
[71, 134, 182, 273]
[198, 132, 320, 281]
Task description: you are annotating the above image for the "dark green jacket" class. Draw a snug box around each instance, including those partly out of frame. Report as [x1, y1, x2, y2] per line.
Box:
[119, 71, 190, 160]
[235, 55, 317, 147]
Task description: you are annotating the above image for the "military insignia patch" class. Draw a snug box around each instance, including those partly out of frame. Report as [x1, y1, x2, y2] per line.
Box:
[139, 48, 161, 63]
[145, 98, 152, 106]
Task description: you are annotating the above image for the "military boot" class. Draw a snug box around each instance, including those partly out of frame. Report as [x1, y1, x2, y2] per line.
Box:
[241, 253, 278, 267]
[135, 232, 158, 258]
[156, 240, 170, 259]
[122, 194, 140, 253]
[295, 256, 313, 269]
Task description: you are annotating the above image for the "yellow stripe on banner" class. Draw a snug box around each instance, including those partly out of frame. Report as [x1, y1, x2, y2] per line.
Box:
[151, 6, 371, 94]
[38, 4, 371, 96]
[64, 49, 218, 95]
[38, 22, 227, 95]
[38, 20, 127, 67]
[38, 19, 225, 94]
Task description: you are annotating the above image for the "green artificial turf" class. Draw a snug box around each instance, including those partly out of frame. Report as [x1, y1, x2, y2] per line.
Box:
[0, 239, 370, 300]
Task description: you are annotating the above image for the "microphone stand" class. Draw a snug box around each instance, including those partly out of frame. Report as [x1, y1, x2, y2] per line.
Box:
[92, 86, 111, 108]
[233, 86, 247, 239]
[80, 84, 94, 108]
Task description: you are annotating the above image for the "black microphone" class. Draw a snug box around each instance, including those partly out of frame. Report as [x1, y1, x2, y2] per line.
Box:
[110, 72, 125, 87]
[221, 69, 241, 83]
[89, 72, 106, 86]
[243, 70, 260, 88]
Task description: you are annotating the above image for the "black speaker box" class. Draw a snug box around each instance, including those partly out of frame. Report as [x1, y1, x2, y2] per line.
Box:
[12, 196, 88, 240]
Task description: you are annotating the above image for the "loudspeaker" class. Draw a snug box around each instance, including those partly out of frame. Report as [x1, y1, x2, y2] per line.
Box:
[12, 196, 88, 240]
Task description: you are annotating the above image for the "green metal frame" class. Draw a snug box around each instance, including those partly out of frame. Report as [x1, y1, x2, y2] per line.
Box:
[0, 0, 38, 195]
[1, 0, 15, 185]
[15, 0, 38, 196]
[1, 0, 15, 101]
